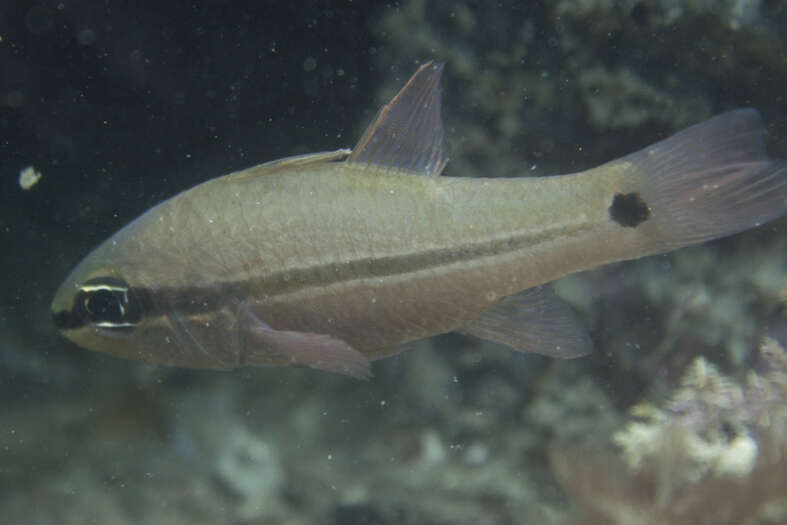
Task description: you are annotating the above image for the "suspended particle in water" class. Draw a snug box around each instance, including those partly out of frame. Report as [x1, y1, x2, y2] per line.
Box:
[19, 166, 42, 190]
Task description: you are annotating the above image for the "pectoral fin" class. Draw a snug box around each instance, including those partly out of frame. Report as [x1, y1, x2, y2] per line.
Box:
[462, 286, 592, 359]
[238, 304, 371, 379]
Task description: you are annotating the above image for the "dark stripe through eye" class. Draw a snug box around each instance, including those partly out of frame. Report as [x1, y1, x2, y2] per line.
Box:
[53, 277, 144, 331]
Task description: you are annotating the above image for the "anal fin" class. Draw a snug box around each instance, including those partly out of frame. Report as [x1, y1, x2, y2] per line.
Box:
[462, 286, 592, 359]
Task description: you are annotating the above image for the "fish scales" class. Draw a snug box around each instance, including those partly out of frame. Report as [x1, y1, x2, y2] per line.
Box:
[117, 166, 615, 350]
[52, 62, 787, 378]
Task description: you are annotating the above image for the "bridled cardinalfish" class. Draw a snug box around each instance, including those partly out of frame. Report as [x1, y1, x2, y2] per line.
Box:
[51, 61, 787, 378]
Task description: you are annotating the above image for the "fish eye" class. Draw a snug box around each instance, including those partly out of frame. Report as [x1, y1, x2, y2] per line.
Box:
[84, 288, 124, 323]
[76, 277, 141, 328]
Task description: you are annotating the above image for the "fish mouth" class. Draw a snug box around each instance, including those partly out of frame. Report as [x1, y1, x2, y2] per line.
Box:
[51, 276, 85, 331]
[51, 285, 81, 331]
[51, 307, 83, 331]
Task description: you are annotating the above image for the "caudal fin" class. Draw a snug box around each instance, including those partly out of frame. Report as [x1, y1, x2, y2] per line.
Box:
[617, 109, 786, 252]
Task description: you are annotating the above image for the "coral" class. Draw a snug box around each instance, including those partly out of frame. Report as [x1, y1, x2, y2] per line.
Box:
[213, 424, 284, 521]
[375, 0, 787, 182]
[575, 231, 787, 393]
[640, 236, 787, 368]
[554, 0, 770, 31]
[524, 364, 622, 446]
[552, 338, 787, 525]
[577, 66, 709, 129]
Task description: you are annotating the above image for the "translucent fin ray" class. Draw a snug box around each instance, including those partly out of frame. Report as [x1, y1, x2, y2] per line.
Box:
[617, 109, 787, 250]
[348, 61, 449, 176]
[462, 286, 592, 359]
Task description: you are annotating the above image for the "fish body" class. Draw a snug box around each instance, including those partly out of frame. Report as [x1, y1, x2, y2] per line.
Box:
[52, 62, 787, 378]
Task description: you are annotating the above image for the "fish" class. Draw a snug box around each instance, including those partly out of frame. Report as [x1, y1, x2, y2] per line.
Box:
[51, 61, 787, 379]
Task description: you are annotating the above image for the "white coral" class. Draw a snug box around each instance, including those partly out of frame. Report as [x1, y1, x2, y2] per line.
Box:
[614, 341, 786, 489]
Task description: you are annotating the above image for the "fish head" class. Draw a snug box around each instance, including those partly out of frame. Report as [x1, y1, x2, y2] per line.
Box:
[51, 240, 156, 363]
[50, 225, 205, 368]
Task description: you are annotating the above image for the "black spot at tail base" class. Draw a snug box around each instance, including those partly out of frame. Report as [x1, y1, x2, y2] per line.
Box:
[610, 192, 650, 228]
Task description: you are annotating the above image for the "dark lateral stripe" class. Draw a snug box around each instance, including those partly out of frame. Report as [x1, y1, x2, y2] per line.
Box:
[52, 308, 84, 330]
[129, 221, 592, 319]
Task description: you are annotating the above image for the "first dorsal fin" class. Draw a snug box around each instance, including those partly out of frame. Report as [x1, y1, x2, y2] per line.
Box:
[226, 149, 351, 181]
[348, 61, 449, 176]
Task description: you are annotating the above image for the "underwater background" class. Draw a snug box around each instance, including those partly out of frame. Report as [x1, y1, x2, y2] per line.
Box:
[1, 1, 786, 523]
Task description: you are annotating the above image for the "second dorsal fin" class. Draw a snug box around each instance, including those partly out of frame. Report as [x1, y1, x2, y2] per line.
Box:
[348, 61, 449, 176]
